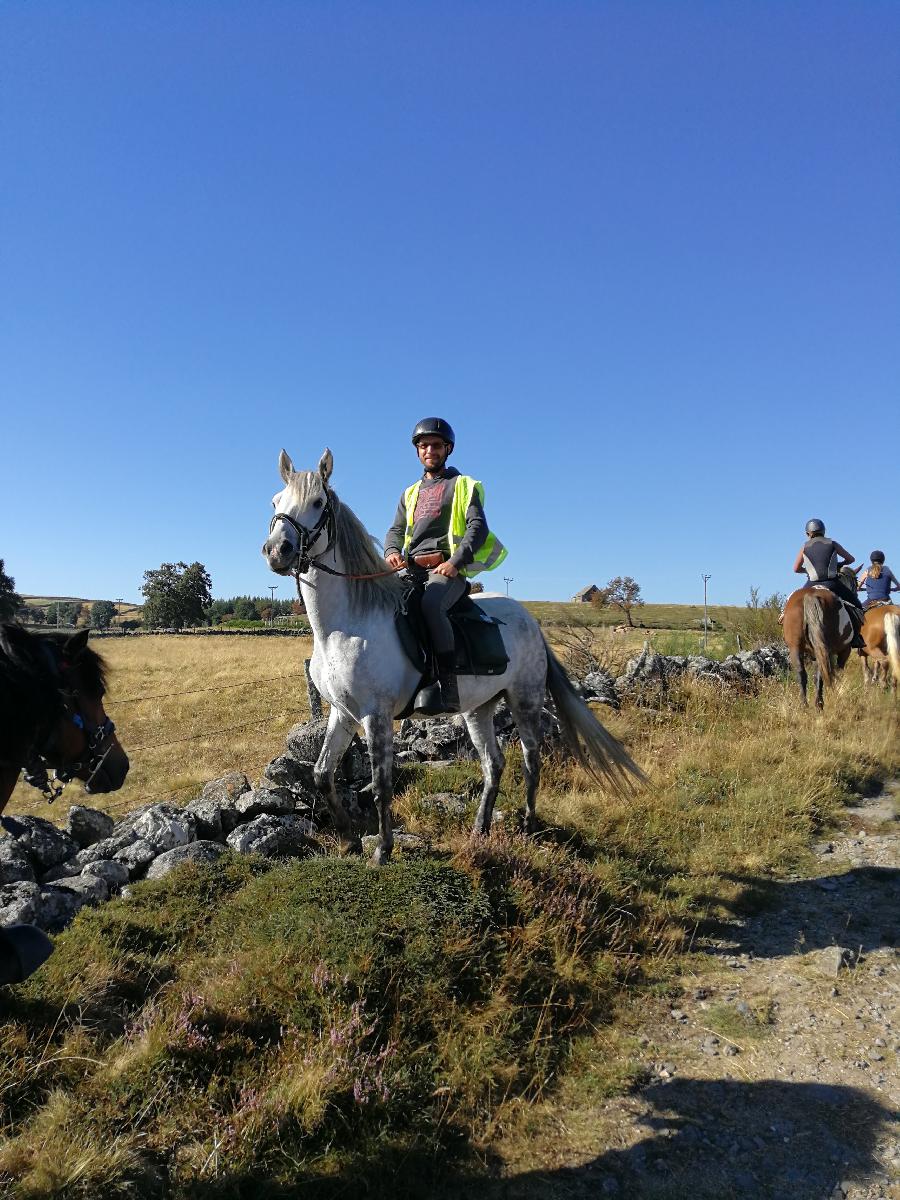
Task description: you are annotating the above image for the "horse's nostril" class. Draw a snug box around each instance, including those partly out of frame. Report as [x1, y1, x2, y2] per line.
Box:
[280, 541, 292, 556]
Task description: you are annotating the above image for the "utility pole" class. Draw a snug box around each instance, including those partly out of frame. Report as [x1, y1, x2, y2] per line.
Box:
[115, 598, 123, 630]
[503, 577, 514, 596]
[701, 573, 712, 651]
[268, 584, 278, 626]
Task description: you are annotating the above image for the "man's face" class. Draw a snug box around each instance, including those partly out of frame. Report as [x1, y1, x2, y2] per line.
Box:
[416, 437, 451, 473]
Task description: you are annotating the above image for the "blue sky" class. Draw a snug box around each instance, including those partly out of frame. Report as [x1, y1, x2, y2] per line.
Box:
[2, 2, 898, 606]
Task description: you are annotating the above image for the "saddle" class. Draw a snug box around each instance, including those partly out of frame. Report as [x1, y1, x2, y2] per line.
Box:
[395, 582, 509, 715]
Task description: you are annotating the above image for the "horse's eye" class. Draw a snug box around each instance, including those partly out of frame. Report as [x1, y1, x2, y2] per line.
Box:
[312, 499, 323, 509]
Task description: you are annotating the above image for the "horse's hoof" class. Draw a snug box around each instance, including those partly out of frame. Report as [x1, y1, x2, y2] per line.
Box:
[370, 845, 392, 868]
[340, 838, 363, 857]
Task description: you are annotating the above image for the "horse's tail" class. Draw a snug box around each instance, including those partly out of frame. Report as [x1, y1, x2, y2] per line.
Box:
[803, 592, 834, 687]
[884, 612, 900, 686]
[543, 639, 646, 794]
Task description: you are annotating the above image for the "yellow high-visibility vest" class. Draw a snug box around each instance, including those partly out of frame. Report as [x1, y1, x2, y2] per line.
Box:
[402, 475, 507, 575]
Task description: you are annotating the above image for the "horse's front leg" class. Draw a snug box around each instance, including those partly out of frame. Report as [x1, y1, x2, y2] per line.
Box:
[313, 708, 361, 854]
[361, 712, 394, 867]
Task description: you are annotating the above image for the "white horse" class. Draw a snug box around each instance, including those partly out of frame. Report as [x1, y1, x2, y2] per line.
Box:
[262, 449, 643, 866]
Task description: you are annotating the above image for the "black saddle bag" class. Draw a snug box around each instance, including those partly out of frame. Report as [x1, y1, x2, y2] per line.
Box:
[396, 582, 508, 679]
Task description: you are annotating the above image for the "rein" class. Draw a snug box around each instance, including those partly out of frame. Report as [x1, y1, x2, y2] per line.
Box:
[270, 492, 410, 595]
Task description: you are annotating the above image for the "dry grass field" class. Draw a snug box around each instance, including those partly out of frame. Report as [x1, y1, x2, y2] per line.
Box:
[5, 635, 315, 822]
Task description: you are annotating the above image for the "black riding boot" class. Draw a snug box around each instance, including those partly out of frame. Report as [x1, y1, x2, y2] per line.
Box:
[413, 652, 460, 716]
[850, 609, 865, 650]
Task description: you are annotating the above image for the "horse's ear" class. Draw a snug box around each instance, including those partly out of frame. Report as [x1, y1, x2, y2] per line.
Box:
[318, 448, 333, 485]
[279, 450, 295, 484]
[64, 629, 90, 658]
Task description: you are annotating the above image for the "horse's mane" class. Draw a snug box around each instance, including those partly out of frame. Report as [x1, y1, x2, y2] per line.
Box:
[287, 472, 404, 615]
[0, 625, 107, 764]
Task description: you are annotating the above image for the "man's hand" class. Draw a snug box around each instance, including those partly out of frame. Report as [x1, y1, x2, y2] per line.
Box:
[386, 552, 405, 570]
[434, 560, 459, 578]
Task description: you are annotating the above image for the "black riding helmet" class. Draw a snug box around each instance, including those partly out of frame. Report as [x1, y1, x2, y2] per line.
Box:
[412, 417, 455, 451]
[870, 550, 886, 564]
[805, 518, 825, 537]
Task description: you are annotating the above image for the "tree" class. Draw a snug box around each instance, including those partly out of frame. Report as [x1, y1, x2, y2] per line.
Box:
[46, 601, 79, 626]
[0, 560, 22, 622]
[28, 606, 46, 625]
[591, 576, 645, 627]
[90, 600, 117, 629]
[141, 562, 213, 629]
[233, 596, 260, 621]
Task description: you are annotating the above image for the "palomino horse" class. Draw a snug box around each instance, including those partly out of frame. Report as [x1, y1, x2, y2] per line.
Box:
[262, 450, 643, 865]
[859, 604, 900, 691]
[0, 624, 129, 813]
[781, 567, 860, 709]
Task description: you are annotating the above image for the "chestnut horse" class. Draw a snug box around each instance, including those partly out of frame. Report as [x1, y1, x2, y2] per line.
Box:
[859, 604, 900, 692]
[0, 624, 129, 814]
[781, 567, 860, 709]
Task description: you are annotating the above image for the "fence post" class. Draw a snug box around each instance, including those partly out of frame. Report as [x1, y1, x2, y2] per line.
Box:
[304, 657, 323, 719]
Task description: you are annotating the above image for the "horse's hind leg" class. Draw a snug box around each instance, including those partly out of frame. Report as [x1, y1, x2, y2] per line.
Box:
[313, 708, 360, 853]
[814, 667, 825, 711]
[464, 702, 506, 837]
[361, 712, 394, 868]
[505, 693, 543, 833]
[789, 647, 808, 706]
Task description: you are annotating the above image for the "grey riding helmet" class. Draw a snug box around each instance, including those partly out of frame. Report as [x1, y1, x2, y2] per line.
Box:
[412, 418, 456, 450]
[805, 518, 825, 537]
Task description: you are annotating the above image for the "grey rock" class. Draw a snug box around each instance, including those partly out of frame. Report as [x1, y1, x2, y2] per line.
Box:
[201, 771, 251, 805]
[39, 885, 87, 928]
[183, 795, 224, 841]
[262, 755, 317, 795]
[40, 858, 82, 883]
[0, 838, 36, 884]
[113, 838, 158, 878]
[420, 792, 468, 817]
[362, 831, 426, 857]
[82, 860, 130, 889]
[56, 874, 109, 905]
[66, 805, 115, 848]
[3, 816, 78, 870]
[700, 1036, 720, 1056]
[131, 805, 197, 852]
[144, 840, 226, 880]
[226, 814, 316, 858]
[285, 718, 329, 763]
[75, 830, 138, 866]
[0, 881, 42, 925]
[817, 945, 853, 977]
[234, 787, 297, 821]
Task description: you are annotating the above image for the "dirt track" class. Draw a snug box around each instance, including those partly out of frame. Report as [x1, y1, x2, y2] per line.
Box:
[497, 782, 899, 1200]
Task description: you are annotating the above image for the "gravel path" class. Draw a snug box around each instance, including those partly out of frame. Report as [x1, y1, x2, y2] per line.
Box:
[497, 781, 899, 1200]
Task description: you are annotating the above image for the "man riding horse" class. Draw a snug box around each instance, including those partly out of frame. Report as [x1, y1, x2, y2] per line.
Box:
[792, 518, 865, 648]
[384, 418, 506, 714]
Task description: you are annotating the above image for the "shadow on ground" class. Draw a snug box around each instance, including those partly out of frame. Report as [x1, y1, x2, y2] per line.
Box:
[694, 867, 900, 961]
[172, 1079, 892, 1200]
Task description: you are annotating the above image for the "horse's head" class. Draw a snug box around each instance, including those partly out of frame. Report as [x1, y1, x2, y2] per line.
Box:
[262, 448, 334, 575]
[0, 625, 130, 797]
[839, 565, 859, 597]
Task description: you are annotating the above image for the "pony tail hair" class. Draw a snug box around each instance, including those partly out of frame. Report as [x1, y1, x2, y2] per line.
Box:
[869, 562, 883, 580]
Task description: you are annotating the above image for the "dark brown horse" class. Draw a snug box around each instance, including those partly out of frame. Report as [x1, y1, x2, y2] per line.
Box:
[859, 604, 900, 692]
[781, 568, 859, 709]
[0, 624, 129, 814]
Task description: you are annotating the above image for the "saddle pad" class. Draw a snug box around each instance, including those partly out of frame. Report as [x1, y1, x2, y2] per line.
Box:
[395, 588, 509, 678]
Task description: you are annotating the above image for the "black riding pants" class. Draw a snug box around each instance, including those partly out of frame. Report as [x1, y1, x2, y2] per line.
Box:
[419, 570, 467, 656]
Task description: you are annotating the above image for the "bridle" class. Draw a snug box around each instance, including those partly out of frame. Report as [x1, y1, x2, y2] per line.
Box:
[269, 489, 408, 595]
[21, 649, 118, 803]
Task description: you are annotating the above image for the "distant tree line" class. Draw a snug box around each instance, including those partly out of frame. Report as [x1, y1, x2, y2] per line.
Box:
[205, 596, 301, 624]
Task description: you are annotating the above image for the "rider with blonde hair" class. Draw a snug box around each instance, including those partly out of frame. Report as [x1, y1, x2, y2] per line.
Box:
[857, 551, 899, 610]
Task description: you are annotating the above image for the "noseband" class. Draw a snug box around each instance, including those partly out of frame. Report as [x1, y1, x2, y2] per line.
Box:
[22, 649, 117, 803]
[269, 489, 337, 577]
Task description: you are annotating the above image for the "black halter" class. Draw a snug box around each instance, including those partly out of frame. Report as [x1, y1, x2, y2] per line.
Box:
[21, 646, 117, 803]
[269, 489, 337, 577]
